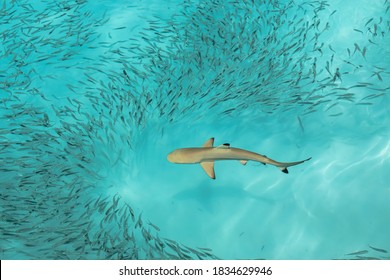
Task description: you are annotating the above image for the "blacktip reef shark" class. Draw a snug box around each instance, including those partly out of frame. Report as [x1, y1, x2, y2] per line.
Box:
[167, 138, 311, 179]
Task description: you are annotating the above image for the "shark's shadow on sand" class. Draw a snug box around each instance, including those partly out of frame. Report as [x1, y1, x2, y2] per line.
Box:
[172, 180, 275, 213]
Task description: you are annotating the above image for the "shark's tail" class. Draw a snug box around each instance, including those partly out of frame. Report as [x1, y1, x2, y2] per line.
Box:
[277, 157, 312, 174]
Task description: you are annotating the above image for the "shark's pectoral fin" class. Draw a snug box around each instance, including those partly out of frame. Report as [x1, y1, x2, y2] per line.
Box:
[240, 160, 248, 165]
[200, 161, 215, 179]
[203, 138, 214, 147]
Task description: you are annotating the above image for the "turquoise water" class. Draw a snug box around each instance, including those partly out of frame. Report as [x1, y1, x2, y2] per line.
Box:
[1, 0, 389, 260]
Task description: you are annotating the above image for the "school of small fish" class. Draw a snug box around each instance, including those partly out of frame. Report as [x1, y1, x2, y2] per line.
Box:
[0, 0, 388, 259]
[339, 245, 390, 260]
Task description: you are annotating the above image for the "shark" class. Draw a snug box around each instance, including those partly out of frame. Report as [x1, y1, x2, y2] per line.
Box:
[167, 138, 311, 179]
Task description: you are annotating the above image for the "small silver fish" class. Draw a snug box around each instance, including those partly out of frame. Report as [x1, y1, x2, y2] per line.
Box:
[346, 250, 368, 256]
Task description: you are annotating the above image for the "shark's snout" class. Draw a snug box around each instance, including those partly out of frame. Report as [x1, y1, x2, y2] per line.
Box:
[167, 149, 188, 163]
[167, 152, 175, 162]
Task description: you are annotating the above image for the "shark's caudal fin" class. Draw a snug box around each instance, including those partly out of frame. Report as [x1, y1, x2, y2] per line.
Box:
[278, 157, 312, 174]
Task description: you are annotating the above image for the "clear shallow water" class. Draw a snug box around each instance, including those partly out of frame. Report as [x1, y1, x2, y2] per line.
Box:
[1, 0, 389, 259]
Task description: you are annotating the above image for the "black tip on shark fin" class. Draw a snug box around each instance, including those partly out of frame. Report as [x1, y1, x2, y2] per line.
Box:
[217, 143, 230, 149]
[281, 167, 288, 174]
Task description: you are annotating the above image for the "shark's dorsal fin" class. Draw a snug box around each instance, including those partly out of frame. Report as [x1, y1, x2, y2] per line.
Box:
[217, 143, 230, 149]
[200, 161, 215, 179]
[203, 138, 214, 147]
